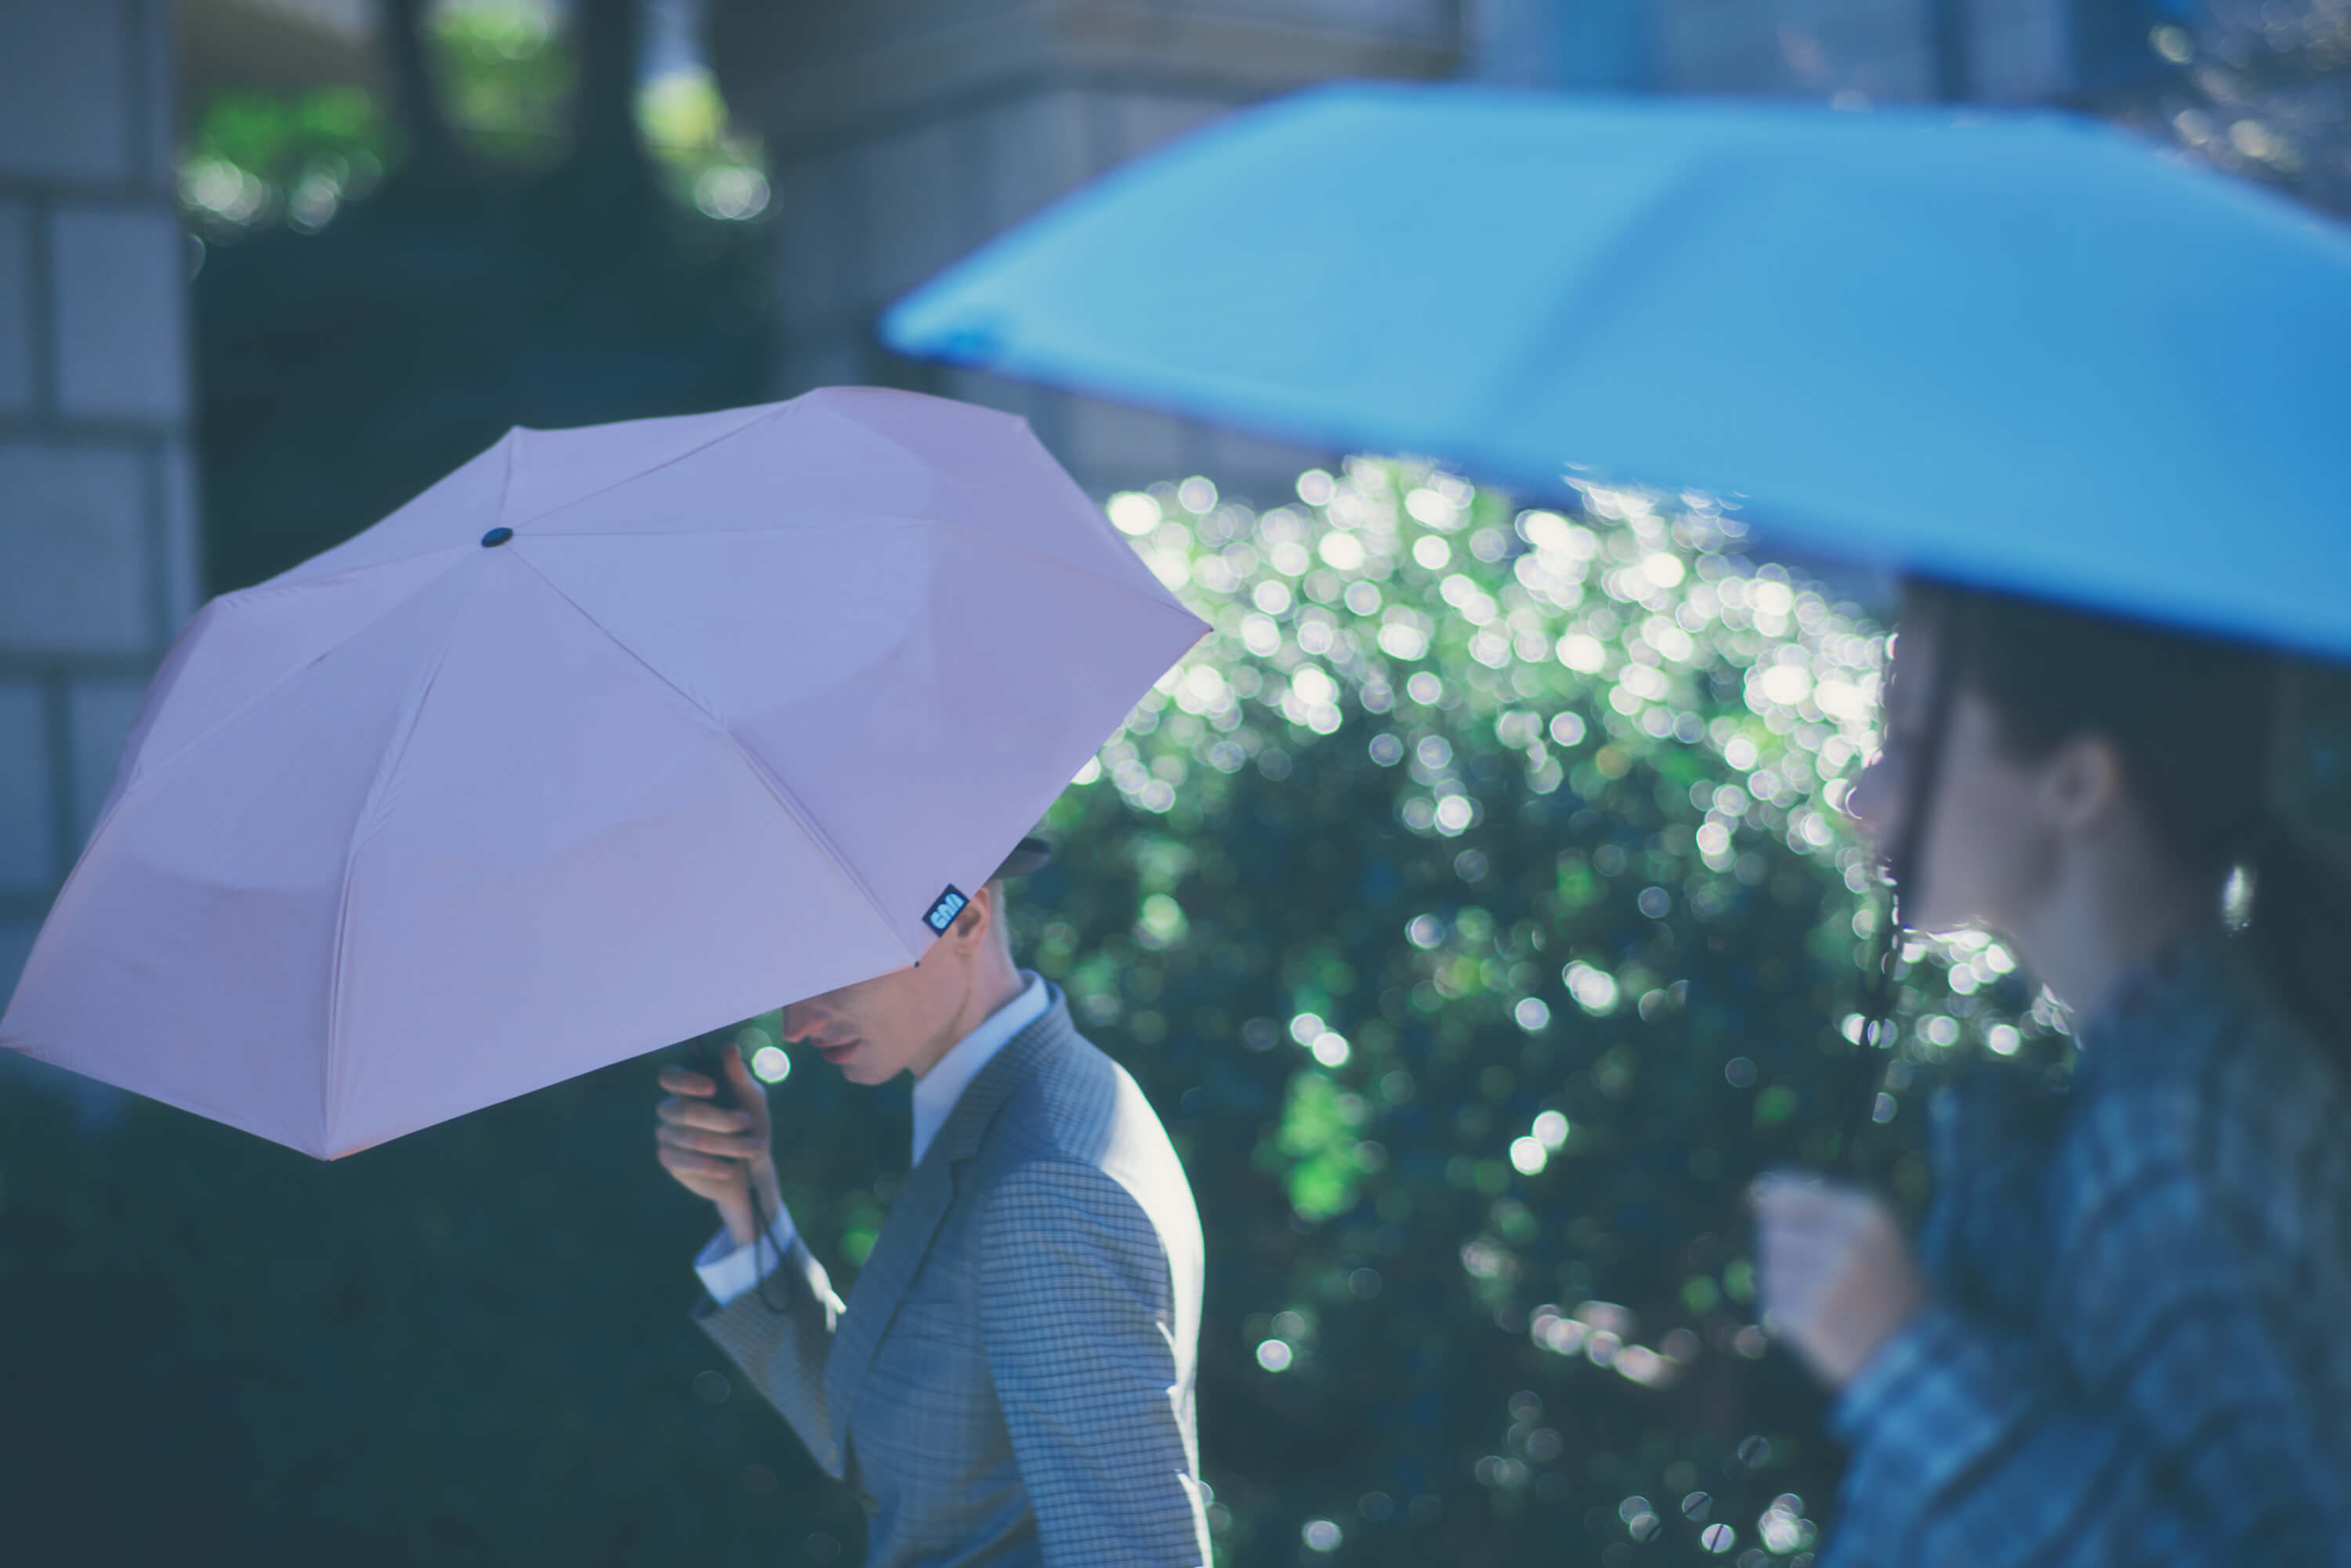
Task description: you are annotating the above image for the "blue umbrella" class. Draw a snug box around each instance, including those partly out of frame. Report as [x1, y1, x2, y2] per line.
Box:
[886, 82, 2351, 660]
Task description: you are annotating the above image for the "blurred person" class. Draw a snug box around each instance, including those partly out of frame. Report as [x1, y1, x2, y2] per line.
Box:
[1754, 583, 2351, 1564]
[654, 840, 1209, 1567]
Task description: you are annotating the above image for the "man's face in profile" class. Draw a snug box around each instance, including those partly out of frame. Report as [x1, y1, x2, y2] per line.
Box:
[781, 887, 1001, 1085]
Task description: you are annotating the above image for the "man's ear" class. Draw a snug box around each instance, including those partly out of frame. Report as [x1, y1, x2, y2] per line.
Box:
[2041, 733, 2127, 839]
[949, 882, 998, 948]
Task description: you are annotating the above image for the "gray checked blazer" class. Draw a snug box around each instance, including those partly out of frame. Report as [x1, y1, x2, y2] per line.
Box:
[697, 986, 1209, 1567]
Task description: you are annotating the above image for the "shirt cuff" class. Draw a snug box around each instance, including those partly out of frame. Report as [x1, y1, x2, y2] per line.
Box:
[693, 1204, 800, 1309]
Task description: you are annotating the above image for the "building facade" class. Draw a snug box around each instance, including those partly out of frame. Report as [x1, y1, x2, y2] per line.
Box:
[712, 0, 2193, 504]
[707, 1, 1469, 505]
[0, 0, 200, 1016]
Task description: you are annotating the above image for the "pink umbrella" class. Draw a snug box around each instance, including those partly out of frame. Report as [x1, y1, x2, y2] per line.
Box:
[1, 389, 1204, 1157]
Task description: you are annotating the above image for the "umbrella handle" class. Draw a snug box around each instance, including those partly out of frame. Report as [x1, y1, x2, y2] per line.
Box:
[684, 1034, 730, 1093]
[680, 1030, 795, 1316]
[1832, 590, 1972, 1181]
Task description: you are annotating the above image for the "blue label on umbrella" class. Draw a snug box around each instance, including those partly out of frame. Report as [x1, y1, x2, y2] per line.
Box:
[923, 885, 969, 934]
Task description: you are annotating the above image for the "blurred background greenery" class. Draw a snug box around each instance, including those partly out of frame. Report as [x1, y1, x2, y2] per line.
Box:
[8, 1, 2338, 1565]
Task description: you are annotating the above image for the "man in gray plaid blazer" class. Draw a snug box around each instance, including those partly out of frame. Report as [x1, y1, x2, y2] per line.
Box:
[655, 843, 1209, 1566]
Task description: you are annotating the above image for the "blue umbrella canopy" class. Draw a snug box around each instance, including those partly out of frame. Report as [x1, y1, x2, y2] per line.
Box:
[886, 83, 2351, 662]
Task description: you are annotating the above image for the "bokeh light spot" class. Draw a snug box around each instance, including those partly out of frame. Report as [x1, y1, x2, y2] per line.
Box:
[1107, 491, 1161, 535]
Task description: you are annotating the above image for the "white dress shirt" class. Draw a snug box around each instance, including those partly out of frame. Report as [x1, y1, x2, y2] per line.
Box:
[694, 971, 1050, 1307]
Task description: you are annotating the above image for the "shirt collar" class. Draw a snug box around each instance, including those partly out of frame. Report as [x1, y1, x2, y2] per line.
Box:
[909, 970, 1049, 1169]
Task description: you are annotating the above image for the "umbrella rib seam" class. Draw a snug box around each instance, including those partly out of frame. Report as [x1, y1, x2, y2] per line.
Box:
[528, 520, 915, 544]
[943, 527, 1204, 621]
[4, 1037, 346, 1159]
[506, 553, 921, 965]
[495, 425, 517, 529]
[218, 545, 473, 607]
[502, 403, 788, 534]
[324, 570, 490, 1153]
[223, 426, 519, 598]
[97, 553, 479, 822]
[525, 519, 1200, 623]
[828, 401, 1194, 603]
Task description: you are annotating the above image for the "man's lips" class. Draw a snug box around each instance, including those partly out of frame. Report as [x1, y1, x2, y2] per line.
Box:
[813, 1038, 859, 1061]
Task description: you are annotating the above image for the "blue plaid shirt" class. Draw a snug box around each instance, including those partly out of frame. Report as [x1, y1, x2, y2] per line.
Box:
[1825, 933, 2351, 1566]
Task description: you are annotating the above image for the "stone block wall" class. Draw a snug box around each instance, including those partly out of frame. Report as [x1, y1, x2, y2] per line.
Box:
[712, 0, 1462, 506]
[0, 0, 199, 1005]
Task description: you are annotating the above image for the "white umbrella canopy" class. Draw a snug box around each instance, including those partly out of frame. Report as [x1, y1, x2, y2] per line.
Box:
[2, 388, 1204, 1157]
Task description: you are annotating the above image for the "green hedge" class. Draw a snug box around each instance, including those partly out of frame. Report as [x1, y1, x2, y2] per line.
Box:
[739, 460, 2058, 1564]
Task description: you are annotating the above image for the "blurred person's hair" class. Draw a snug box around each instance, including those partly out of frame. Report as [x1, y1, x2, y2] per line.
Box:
[1904, 579, 2351, 1053]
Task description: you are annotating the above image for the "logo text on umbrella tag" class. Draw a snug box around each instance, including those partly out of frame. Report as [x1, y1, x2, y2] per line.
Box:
[922, 886, 969, 935]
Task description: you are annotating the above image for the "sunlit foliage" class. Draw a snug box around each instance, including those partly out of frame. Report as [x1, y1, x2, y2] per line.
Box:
[994, 460, 2060, 1564]
[637, 68, 773, 221]
[179, 0, 766, 237]
[428, 0, 577, 172]
[180, 87, 393, 236]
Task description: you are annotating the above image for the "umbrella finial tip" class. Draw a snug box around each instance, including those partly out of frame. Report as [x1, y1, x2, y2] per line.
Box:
[481, 527, 514, 548]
